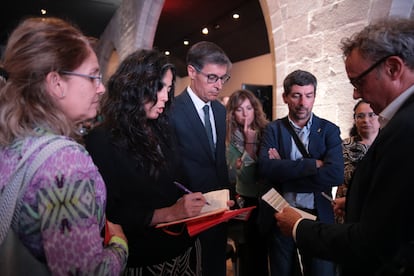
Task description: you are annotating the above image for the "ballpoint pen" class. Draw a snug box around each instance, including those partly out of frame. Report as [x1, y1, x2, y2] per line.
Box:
[321, 192, 336, 204]
[174, 181, 211, 205]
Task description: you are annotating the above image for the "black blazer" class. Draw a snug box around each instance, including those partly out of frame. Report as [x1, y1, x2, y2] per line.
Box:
[169, 89, 230, 193]
[295, 94, 414, 275]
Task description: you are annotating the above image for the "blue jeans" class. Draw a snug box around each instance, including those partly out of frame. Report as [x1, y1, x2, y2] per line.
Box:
[268, 225, 335, 276]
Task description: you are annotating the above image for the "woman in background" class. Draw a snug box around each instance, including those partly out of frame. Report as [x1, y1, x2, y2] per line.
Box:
[0, 17, 128, 275]
[334, 100, 380, 222]
[85, 49, 206, 275]
[225, 89, 269, 276]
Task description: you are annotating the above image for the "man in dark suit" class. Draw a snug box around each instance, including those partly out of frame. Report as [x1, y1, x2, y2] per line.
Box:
[169, 41, 232, 276]
[258, 70, 344, 276]
[275, 18, 414, 276]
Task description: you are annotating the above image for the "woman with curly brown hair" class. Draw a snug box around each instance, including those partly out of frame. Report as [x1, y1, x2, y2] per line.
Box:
[225, 89, 269, 276]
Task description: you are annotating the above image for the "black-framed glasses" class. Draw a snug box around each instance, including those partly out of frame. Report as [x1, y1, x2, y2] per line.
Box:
[60, 71, 103, 88]
[194, 66, 230, 84]
[349, 55, 394, 90]
[354, 112, 377, 120]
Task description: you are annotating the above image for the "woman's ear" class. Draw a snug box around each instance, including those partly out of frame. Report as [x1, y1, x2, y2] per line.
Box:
[45, 71, 65, 98]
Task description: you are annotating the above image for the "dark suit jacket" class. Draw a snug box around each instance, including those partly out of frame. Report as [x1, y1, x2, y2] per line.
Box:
[295, 95, 414, 275]
[259, 114, 344, 223]
[169, 89, 231, 276]
[169, 89, 230, 193]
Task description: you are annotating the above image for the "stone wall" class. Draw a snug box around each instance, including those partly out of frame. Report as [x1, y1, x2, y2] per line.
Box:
[261, 0, 391, 137]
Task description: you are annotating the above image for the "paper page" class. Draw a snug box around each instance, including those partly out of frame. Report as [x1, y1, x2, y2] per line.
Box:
[262, 188, 316, 220]
[201, 189, 230, 213]
[262, 188, 290, 211]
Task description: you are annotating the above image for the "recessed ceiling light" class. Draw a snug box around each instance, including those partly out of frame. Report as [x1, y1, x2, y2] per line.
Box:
[232, 13, 240, 19]
[41, 9, 47, 15]
[202, 27, 209, 35]
[164, 51, 170, 56]
[183, 40, 189, 45]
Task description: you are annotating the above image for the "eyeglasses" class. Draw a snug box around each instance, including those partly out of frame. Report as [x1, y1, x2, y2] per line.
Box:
[354, 112, 377, 120]
[349, 55, 394, 90]
[60, 71, 103, 88]
[194, 66, 230, 84]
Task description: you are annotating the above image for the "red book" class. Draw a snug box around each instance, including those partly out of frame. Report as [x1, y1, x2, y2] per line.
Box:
[156, 206, 256, 237]
[104, 219, 110, 245]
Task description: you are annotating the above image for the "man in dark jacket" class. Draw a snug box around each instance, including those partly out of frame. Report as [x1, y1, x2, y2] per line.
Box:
[169, 41, 232, 276]
[275, 18, 414, 276]
[259, 69, 344, 276]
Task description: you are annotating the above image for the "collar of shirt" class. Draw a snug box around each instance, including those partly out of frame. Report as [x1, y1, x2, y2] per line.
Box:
[187, 86, 210, 113]
[286, 113, 313, 160]
[378, 84, 414, 128]
[287, 113, 313, 135]
[187, 86, 217, 142]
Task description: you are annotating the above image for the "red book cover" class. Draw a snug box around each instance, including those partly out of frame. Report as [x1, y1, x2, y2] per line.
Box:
[156, 206, 256, 237]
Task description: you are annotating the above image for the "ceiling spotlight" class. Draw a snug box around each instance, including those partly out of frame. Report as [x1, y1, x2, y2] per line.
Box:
[183, 40, 189, 45]
[232, 13, 240, 19]
[40, 9, 47, 15]
[164, 51, 170, 56]
[202, 27, 209, 35]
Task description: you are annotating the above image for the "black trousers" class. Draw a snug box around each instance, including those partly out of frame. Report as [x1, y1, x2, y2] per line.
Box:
[199, 223, 227, 276]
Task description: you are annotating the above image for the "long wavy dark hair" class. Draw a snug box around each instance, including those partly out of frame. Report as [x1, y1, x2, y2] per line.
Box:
[100, 49, 176, 176]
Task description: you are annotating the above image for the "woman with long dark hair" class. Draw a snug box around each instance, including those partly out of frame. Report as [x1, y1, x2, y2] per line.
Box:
[85, 49, 205, 275]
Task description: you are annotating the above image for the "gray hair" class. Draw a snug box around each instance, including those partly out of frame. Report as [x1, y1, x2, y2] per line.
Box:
[340, 17, 414, 69]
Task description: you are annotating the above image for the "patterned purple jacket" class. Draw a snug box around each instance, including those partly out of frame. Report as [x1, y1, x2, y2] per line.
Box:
[0, 133, 128, 275]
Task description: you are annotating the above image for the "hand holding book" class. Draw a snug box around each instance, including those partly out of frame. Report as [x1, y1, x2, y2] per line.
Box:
[156, 188, 255, 236]
[262, 188, 316, 220]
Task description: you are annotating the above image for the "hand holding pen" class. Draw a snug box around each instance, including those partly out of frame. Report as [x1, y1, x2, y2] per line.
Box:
[321, 192, 335, 204]
[174, 181, 211, 205]
[321, 192, 346, 217]
[151, 184, 206, 225]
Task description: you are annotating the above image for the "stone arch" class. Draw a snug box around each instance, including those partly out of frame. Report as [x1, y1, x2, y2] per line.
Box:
[98, 0, 165, 79]
[98, 0, 413, 136]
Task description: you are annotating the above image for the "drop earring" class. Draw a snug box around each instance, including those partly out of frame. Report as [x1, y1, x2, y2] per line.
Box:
[59, 86, 65, 98]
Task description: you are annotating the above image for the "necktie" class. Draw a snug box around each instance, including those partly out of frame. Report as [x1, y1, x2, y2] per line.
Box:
[203, 105, 215, 155]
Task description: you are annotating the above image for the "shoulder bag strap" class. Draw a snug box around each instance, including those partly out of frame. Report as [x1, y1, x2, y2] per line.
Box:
[282, 117, 311, 158]
[0, 136, 77, 244]
[12, 138, 78, 226]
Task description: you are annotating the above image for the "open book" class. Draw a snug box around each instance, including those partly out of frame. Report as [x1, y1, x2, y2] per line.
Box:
[261, 188, 316, 220]
[155, 189, 255, 236]
[200, 189, 230, 213]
